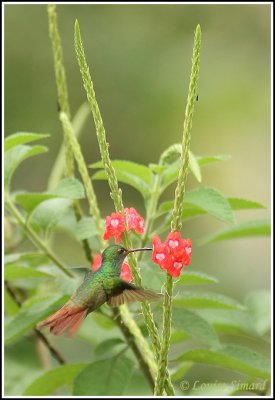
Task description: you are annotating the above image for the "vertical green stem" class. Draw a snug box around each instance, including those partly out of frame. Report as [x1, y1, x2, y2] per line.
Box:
[47, 9, 163, 389]
[48, 102, 90, 190]
[59, 112, 104, 247]
[154, 25, 201, 396]
[117, 305, 158, 382]
[140, 171, 163, 249]
[74, 20, 175, 394]
[47, 5, 93, 260]
[74, 20, 147, 292]
[47, 4, 74, 179]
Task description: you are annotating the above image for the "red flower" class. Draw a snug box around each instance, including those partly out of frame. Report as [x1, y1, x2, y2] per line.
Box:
[92, 254, 132, 282]
[103, 212, 126, 243]
[120, 261, 132, 282]
[152, 232, 192, 278]
[125, 208, 145, 235]
[92, 253, 102, 272]
[103, 208, 145, 242]
[152, 236, 172, 270]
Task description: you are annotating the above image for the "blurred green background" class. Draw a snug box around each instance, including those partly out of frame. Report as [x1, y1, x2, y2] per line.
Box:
[5, 3, 271, 302]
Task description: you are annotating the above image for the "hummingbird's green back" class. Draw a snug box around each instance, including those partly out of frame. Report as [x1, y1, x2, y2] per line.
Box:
[70, 245, 128, 311]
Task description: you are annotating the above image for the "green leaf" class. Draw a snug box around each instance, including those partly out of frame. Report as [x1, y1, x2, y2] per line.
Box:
[94, 338, 125, 357]
[196, 309, 254, 335]
[170, 330, 190, 344]
[172, 308, 219, 345]
[15, 193, 57, 214]
[92, 312, 116, 330]
[184, 188, 235, 224]
[4, 144, 48, 190]
[4, 294, 66, 345]
[178, 345, 270, 379]
[157, 201, 206, 222]
[4, 288, 20, 315]
[149, 163, 166, 174]
[50, 177, 85, 199]
[173, 292, 244, 310]
[29, 198, 72, 231]
[73, 356, 134, 395]
[196, 154, 231, 166]
[156, 200, 174, 217]
[245, 290, 271, 336]
[123, 370, 151, 396]
[161, 158, 180, 191]
[160, 155, 228, 192]
[157, 196, 265, 221]
[23, 364, 86, 396]
[5, 337, 42, 396]
[177, 270, 218, 285]
[90, 160, 153, 200]
[228, 197, 266, 210]
[15, 178, 85, 214]
[171, 362, 193, 381]
[189, 151, 202, 182]
[75, 217, 97, 240]
[4, 252, 49, 268]
[203, 219, 271, 243]
[171, 361, 194, 382]
[4, 264, 53, 280]
[4, 132, 49, 152]
[160, 143, 181, 164]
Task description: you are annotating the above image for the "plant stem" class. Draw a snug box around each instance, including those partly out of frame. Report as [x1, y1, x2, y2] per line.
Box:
[154, 25, 201, 396]
[58, 110, 161, 387]
[74, 20, 175, 395]
[59, 112, 104, 247]
[5, 198, 75, 278]
[48, 10, 161, 384]
[47, 4, 74, 180]
[5, 281, 66, 365]
[47, 5, 94, 262]
[48, 102, 90, 190]
[112, 307, 155, 391]
[140, 171, 163, 249]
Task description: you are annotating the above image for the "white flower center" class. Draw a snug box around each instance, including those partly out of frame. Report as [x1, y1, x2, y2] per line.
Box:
[186, 247, 192, 255]
[169, 240, 179, 249]
[156, 253, 165, 261]
[139, 220, 144, 228]
[111, 219, 119, 228]
[173, 262, 182, 269]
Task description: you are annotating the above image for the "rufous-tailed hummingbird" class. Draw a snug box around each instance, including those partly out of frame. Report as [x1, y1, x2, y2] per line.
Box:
[38, 245, 162, 336]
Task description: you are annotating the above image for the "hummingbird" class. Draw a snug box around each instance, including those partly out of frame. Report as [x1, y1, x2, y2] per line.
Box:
[38, 245, 162, 336]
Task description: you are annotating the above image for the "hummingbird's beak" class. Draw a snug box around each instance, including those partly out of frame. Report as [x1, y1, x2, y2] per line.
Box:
[125, 247, 152, 255]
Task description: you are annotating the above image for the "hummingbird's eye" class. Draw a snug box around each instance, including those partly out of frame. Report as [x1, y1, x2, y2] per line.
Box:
[118, 248, 124, 254]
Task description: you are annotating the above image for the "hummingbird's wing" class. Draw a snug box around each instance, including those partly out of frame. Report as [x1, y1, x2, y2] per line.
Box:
[107, 281, 163, 308]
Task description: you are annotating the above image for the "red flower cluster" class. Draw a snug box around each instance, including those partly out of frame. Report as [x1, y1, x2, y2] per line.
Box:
[103, 208, 145, 243]
[152, 232, 192, 278]
[103, 212, 125, 242]
[92, 254, 132, 282]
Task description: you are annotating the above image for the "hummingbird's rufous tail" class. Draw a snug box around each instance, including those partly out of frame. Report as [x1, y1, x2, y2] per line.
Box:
[38, 305, 87, 337]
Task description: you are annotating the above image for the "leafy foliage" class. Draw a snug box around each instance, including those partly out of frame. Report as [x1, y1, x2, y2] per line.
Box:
[178, 345, 270, 379]
[4, 8, 270, 397]
[5, 294, 68, 345]
[23, 364, 86, 395]
[73, 356, 134, 395]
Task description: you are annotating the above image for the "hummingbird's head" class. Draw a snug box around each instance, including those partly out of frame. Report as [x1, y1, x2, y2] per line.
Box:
[101, 245, 152, 266]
